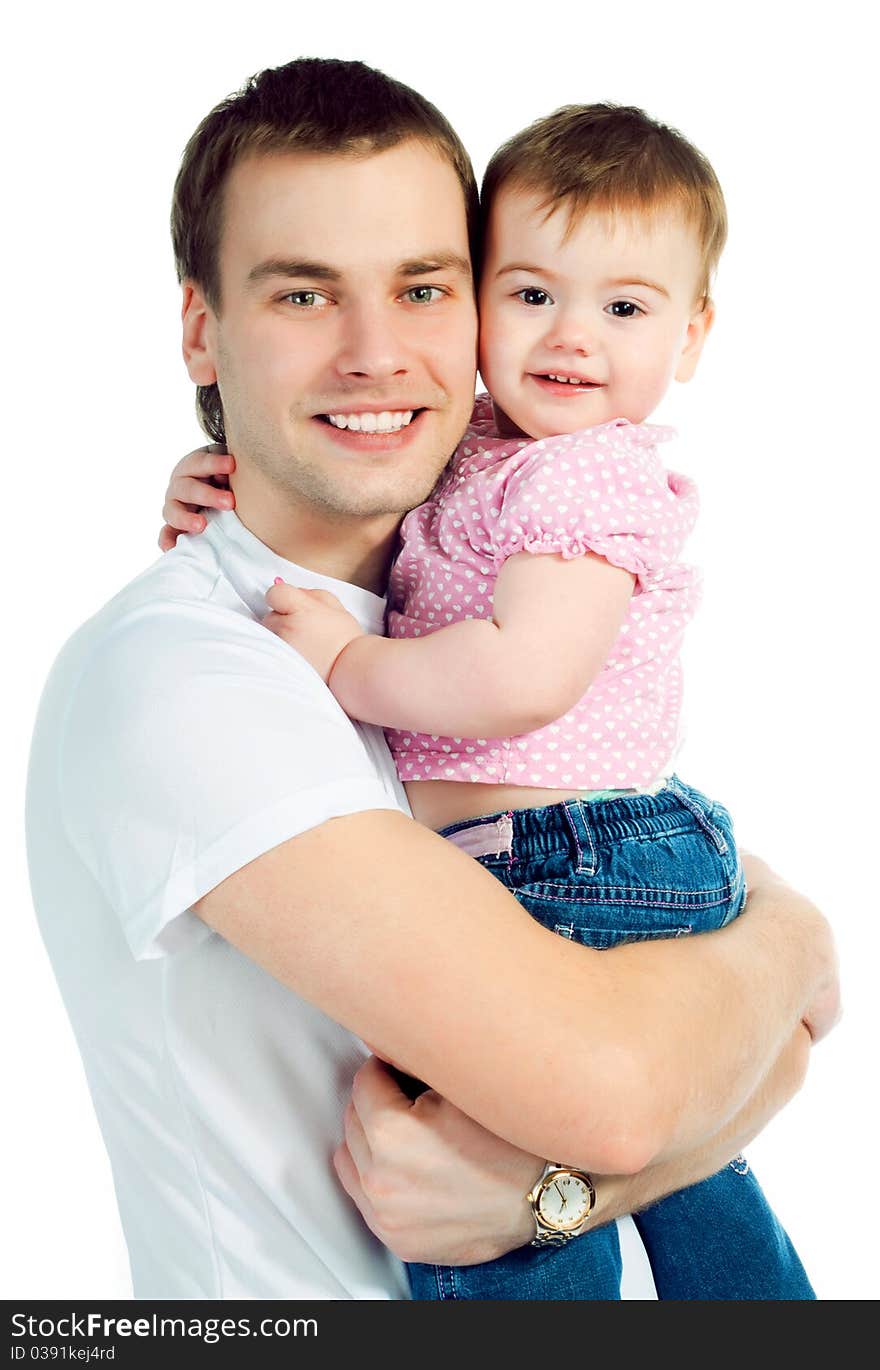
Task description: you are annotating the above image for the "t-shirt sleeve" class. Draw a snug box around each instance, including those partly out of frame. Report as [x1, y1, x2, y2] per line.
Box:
[490, 425, 695, 582]
[59, 604, 402, 961]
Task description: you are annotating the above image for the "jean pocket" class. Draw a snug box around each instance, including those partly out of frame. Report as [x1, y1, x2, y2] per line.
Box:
[511, 790, 745, 940]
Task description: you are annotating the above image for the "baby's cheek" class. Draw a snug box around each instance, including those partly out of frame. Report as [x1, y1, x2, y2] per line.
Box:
[479, 341, 536, 435]
[477, 312, 507, 388]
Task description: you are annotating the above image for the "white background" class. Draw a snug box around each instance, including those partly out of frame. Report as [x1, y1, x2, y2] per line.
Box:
[3, 0, 877, 1301]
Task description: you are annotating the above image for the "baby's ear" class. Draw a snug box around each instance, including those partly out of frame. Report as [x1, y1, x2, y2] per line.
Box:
[675, 299, 715, 384]
[181, 282, 219, 386]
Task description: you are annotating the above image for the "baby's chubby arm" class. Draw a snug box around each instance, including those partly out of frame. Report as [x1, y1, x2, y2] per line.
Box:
[267, 552, 634, 737]
[158, 446, 633, 740]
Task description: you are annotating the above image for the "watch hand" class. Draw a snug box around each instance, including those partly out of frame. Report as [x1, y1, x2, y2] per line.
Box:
[554, 1182, 567, 1207]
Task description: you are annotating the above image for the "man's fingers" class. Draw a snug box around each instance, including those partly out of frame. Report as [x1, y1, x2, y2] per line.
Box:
[350, 1054, 415, 1126]
[342, 1098, 372, 1176]
[158, 525, 179, 552]
[739, 849, 780, 889]
[333, 1140, 359, 1197]
[333, 1144, 383, 1238]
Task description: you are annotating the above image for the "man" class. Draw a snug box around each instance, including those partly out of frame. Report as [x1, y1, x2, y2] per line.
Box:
[26, 57, 836, 1300]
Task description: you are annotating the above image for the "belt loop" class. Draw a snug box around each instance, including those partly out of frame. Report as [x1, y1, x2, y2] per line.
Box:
[666, 778, 728, 854]
[563, 799, 598, 875]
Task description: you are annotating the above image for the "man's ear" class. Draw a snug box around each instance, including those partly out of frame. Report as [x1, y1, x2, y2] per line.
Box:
[181, 282, 218, 385]
[675, 299, 715, 384]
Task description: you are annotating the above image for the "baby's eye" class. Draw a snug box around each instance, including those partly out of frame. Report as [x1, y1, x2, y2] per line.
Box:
[516, 287, 554, 307]
[606, 300, 642, 318]
[402, 286, 445, 304]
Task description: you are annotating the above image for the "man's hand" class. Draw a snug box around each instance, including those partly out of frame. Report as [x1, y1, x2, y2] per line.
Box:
[263, 580, 366, 684]
[158, 444, 236, 551]
[337, 1023, 814, 1267]
[740, 851, 841, 1043]
[334, 1056, 540, 1265]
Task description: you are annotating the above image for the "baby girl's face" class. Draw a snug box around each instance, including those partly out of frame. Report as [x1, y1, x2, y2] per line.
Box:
[478, 186, 713, 439]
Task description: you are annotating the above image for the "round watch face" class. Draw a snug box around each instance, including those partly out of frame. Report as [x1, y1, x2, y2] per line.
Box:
[537, 1171, 594, 1232]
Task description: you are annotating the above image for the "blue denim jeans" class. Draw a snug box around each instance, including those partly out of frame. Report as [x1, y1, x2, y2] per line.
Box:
[407, 777, 814, 1300]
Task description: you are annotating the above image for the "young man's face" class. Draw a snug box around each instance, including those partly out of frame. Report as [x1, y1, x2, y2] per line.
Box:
[185, 140, 478, 526]
[478, 186, 713, 440]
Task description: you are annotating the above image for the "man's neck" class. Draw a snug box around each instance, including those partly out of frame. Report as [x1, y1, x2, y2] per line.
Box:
[232, 488, 401, 595]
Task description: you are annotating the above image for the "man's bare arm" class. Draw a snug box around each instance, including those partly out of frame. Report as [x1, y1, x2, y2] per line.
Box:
[334, 1024, 812, 1265]
[194, 814, 836, 1174]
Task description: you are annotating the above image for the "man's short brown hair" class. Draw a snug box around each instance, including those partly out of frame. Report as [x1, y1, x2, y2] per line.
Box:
[171, 57, 479, 443]
[481, 103, 727, 308]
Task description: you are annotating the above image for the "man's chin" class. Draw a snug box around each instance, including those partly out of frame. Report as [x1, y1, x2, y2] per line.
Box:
[281, 466, 443, 522]
[337, 475, 445, 521]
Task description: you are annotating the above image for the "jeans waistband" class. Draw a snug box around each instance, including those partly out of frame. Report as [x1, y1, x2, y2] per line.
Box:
[440, 779, 685, 864]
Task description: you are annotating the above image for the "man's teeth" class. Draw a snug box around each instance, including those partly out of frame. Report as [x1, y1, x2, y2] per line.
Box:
[547, 374, 589, 384]
[326, 410, 415, 432]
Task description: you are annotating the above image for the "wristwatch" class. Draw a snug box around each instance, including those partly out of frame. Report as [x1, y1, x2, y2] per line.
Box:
[526, 1162, 597, 1247]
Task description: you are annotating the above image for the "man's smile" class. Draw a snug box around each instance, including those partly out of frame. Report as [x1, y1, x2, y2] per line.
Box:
[312, 405, 430, 449]
[323, 408, 417, 432]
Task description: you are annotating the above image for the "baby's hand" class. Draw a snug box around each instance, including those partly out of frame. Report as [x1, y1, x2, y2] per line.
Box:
[263, 580, 365, 684]
[158, 444, 236, 551]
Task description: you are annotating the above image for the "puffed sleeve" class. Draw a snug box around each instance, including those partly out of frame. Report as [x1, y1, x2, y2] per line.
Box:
[488, 421, 697, 583]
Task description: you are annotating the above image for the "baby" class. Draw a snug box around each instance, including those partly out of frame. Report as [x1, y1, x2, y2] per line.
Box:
[161, 104, 814, 1300]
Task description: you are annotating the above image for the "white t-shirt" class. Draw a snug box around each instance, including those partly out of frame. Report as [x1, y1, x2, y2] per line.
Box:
[27, 508, 656, 1301]
[25, 510, 411, 1299]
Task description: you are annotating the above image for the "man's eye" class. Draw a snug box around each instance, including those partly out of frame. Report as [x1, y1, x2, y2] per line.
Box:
[402, 286, 445, 304]
[607, 300, 642, 318]
[283, 290, 326, 308]
[516, 288, 554, 307]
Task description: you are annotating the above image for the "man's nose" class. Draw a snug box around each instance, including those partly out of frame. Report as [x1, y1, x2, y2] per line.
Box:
[335, 301, 408, 381]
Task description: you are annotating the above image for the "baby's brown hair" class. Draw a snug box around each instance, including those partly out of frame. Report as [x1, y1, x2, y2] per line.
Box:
[481, 103, 726, 308]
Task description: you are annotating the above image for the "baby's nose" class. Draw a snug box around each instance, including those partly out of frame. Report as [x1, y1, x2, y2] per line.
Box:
[544, 311, 596, 354]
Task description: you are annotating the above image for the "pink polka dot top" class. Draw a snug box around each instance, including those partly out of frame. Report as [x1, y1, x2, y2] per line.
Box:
[385, 395, 701, 789]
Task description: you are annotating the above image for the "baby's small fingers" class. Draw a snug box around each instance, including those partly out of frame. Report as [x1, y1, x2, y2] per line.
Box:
[265, 581, 308, 613]
[168, 475, 235, 511]
[160, 497, 208, 534]
[204, 444, 235, 470]
[261, 610, 285, 635]
[308, 588, 346, 610]
[173, 446, 235, 479]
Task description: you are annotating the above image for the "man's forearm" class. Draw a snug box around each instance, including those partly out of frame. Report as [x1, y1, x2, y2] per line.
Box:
[601, 859, 835, 1166]
[337, 1024, 814, 1268]
[485, 1023, 813, 1260]
[196, 816, 836, 1174]
[592, 1023, 812, 1230]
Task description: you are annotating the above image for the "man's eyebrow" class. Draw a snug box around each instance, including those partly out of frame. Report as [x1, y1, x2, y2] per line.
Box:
[246, 253, 471, 288]
[247, 259, 342, 287]
[397, 252, 472, 279]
